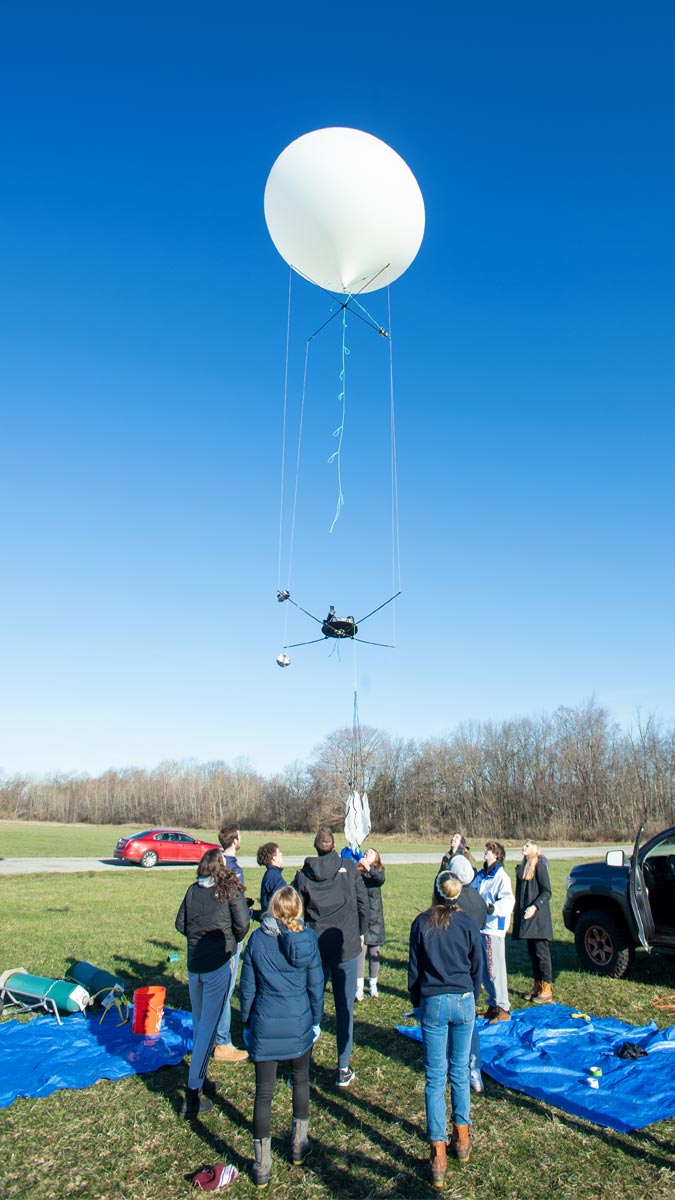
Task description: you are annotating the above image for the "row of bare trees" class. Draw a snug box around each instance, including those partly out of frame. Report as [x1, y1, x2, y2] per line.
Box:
[1, 703, 674, 840]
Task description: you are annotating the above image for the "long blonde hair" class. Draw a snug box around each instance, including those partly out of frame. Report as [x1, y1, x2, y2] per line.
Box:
[522, 840, 540, 881]
[269, 886, 304, 932]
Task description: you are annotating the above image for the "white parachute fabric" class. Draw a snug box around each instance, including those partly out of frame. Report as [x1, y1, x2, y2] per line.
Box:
[344, 789, 371, 851]
[359, 791, 371, 843]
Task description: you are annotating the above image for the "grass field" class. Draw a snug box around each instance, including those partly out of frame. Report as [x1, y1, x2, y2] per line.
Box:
[0, 821, 610, 860]
[0, 822, 457, 859]
[2, 854, 675, 1200]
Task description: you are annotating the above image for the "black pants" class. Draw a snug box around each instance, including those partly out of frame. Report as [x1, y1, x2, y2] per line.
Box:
[526, 938, 552, 983]
[253, 1048, 312, 1139]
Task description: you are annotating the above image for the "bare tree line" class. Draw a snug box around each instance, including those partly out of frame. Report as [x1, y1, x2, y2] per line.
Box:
[1, 702, 674, 840]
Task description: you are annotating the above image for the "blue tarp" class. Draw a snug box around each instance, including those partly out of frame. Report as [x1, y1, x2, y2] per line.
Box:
[0, 1006, 193, 1108]
[397, 1003, 675, 1132]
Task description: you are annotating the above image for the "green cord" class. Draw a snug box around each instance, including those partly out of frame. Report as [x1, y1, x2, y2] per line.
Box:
[328, 304, 349, 532]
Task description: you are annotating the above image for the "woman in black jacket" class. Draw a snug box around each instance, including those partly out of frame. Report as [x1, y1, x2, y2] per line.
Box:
[175, 849, 250, 1116]
[512, 839, 554, 1004]
[356, 848, 385, 1000]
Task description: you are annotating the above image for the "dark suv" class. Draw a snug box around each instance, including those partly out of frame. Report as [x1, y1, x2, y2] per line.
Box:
[563, 826, 675, 977]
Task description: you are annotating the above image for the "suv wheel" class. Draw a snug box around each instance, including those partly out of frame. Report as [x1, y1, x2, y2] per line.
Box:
[140, 850, 159, 869]
[574, 909, 635, 978]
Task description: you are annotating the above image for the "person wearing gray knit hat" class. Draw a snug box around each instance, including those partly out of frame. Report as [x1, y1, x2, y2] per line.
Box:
[448, 855, 475, 886]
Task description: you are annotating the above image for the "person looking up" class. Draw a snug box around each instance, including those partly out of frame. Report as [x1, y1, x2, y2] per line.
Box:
[213, 822, 249, 1063]
[471, 841, 515, 1023]
[293, 826, 367, 1088]
[513, 839, 554, 1004]
[175, 849, 250, 1116]
[356, 848, 386, 1001]
[257, 842, 286, 913]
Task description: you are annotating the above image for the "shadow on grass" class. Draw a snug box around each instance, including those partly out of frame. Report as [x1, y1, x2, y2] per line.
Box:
[108, 952, 191, 1009]
[142, 1066, 254, 1178]
[495, 1084, 675, 1173]
[310, 1059, 424, 1140]
[350, 1015, 426, 1068]
[510, 936, 675, 990]
[156, 1061, 436, 1198]
[366, 979, 410, 1002]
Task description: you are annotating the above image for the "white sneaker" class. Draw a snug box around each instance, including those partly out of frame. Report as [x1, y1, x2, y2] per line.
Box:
[369, 984, 379, 998]
[355, 980, 364, 1002]
[470, 1068, 484, 1094]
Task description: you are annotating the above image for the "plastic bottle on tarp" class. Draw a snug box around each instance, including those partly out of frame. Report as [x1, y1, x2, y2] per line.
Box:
[68, 962, 126, 1000]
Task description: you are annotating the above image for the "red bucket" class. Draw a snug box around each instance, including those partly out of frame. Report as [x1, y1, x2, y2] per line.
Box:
[132, 985, 165, 1035]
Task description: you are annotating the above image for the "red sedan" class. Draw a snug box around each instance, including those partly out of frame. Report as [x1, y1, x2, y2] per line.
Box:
[113, 829, 221, 869]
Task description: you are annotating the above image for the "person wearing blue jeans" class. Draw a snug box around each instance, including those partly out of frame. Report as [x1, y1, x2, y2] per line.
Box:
[175, 849, 250, 1115]
[420, 992, 475, 1137]
[409, 874, 483, 1185]
[213, 822, 249, 1063]
[443, 855, 488, 1094]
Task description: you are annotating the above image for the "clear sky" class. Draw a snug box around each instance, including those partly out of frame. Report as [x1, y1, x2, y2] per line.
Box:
[1, 3, 674, 779]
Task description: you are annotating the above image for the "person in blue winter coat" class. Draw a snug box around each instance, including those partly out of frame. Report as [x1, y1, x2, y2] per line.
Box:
[239, 886, 324, 1188]
[257, 842, 286, 912]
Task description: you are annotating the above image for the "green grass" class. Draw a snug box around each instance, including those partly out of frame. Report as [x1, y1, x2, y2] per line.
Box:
[0, 821, 464, 859]
[2, 861, 675, 1200]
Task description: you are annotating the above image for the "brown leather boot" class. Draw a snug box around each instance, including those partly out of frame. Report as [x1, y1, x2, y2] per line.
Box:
[533, 981, 553, 1004]
[451, 1124, 471, 1162]
[488, 1006, 510, 1023]
[525, 981, 541, 1001]
[429, 1141, 447, 1188]
[213, 1043, 249, 1063]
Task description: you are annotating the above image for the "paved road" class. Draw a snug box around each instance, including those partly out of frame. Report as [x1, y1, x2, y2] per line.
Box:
[0, 846, 632, 876]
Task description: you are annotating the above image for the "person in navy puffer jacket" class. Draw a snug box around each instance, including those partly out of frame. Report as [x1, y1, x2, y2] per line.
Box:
[240, 886, 324, 1188]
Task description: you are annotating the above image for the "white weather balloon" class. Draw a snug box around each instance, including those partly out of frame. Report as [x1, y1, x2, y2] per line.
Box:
[264, 127, 425, 295]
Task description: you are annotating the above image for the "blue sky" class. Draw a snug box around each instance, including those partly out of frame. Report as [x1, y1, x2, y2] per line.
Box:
[1, 4, 674, 779]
